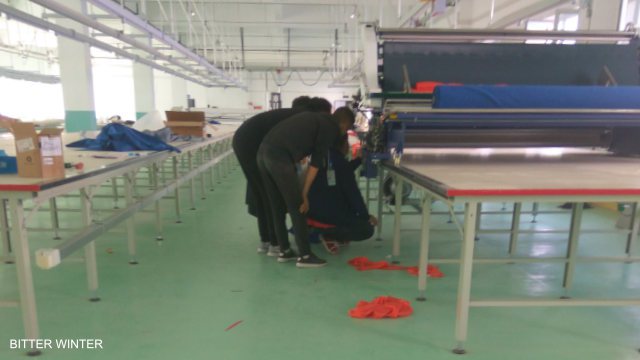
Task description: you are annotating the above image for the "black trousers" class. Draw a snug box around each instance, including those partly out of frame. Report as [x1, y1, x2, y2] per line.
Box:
[232, 139, 278, 246]
[319, 218, 374, 242]
[257, 144, 311, 256]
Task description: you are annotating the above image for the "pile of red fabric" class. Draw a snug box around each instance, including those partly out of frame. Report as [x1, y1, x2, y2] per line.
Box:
[349, 296, 413, 319]
[347, 257, 444, 278]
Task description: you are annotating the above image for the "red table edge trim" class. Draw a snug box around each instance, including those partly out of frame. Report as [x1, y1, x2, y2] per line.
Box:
[447, 188, 640, 197]
[0, 184, 41, 192]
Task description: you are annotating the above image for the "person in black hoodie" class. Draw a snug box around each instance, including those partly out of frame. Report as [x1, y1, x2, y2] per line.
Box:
[257, 107, 355, 268]
[307, 134, 377, 254]
[232, 97, 331, 256]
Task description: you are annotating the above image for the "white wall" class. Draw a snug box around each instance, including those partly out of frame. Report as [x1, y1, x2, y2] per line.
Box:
[153, 70, 173, 114]
[186, 81, 208, 109]
[154, 70, 251, 112]
[247, 71, 354, 110]
[0, 77, 64, 121]
[207, 87, 251, 109]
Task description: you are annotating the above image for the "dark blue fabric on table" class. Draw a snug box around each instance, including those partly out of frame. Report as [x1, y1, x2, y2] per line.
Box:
[433, 85, 640, 109]
[67, 123, 180, 152]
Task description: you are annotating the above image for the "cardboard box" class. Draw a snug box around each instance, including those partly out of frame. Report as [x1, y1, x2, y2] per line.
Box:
[11, 123, 65, 179]
[165, 111, 205, 137]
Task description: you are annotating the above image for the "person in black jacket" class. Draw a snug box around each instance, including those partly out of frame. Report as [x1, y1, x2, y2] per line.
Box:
[307, 135, 377, 254]
[233, 97, 331, 256]
[257, 107, 355, 268]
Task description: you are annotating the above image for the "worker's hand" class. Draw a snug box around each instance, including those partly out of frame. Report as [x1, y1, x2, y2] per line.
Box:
[369, 215, 378, 226]
[354, 146, 363, 159]
[299, 196, 309, 214]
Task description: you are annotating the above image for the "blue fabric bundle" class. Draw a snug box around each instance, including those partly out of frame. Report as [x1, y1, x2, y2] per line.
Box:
[67, 123, 180, 152]
[433, 85, 640, 109]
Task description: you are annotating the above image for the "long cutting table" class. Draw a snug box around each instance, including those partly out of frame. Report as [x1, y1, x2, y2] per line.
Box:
[0, 125, 238, 355]
[381, 147, 640, 354]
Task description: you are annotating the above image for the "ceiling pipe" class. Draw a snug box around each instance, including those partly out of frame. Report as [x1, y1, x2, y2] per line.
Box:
[0, 2, 212, 87]
[88, 0, 246, 89]
[29, 0, 225, 86]
[378, 28, 636, 43]
[0, 67, 60, 84]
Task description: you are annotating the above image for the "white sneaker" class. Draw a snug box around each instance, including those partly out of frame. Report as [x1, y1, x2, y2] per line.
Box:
[267, 245, 280, 257]
[257, 242, 269, 254]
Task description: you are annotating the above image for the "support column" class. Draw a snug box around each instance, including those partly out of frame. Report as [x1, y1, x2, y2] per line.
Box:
[56, 0, 97, 132]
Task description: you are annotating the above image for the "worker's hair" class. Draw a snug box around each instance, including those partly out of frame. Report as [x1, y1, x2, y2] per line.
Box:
[292, 96, 312, 110]
[333, 106, 356, 128]
[307, 97, 332, 113]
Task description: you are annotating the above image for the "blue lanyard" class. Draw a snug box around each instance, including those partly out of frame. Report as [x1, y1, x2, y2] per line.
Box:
[327, 150, 333, 170]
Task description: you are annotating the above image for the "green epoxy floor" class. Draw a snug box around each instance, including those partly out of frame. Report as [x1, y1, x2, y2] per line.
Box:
[1, 168, 639, 359]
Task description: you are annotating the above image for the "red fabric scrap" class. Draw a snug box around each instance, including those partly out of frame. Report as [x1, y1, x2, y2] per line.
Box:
[224, 320, 243, 331]
[347, 257, 444, 278]
[349, 296, 413, 319]
[306, 218, 336, 229]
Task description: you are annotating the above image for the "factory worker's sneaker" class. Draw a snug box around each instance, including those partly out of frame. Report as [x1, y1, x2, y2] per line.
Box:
[296, 253, 327, 268]
[277, 248, 298, 263]
[257, 242, 270, 254]
[267, 245, 280, 257]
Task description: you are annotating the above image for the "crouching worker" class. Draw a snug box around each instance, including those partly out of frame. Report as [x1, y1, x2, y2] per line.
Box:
[307, 135, 378, 255]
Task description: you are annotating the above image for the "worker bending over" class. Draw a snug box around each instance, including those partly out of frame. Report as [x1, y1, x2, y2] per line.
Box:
[257, 107, 355, 268]
[232, 97, 331, 255]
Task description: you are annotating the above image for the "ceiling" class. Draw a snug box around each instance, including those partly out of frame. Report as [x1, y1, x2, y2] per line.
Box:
[1, 0, 583, 87]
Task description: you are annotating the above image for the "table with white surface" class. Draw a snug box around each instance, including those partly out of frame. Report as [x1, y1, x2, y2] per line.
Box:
[381, 147, 640, 354]
[0, 125, 238, 355]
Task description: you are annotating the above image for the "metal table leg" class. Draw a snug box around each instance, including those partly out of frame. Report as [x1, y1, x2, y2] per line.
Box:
[152, 163, 163, 241]
[509, 202, 522, 256]
[474, 203, 482, 241]
[111, 177, 119, 209]
[626, 202, 639, 257]
[199, 149, 206, 200]
[80, 188, 100, 302]
[49, 198, 61, 240]
[417, 194, 432, 301]
[453, 202, 478, 355]
[531, 202, 539, 223]
[124, 173, 138, 265]
[172, 157, 182, 223]
[8, 197, 41, 355]
[216, 148, 222, 184]
[1, 199, 13, 263]
[562, 202, 584, 297]
[208, 146, 216, 191]
[391, 175, 402, 262]
[188, 152, 196, 210]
